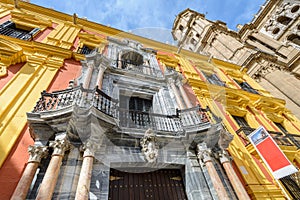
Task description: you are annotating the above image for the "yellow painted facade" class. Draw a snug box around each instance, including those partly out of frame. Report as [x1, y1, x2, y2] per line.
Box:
[0, 0, 299, 199]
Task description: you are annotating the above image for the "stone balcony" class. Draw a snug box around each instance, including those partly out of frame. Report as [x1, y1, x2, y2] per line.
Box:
[28, 85, 211, 140]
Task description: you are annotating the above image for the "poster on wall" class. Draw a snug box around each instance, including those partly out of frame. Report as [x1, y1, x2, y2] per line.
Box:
[248, 126, 298, 179]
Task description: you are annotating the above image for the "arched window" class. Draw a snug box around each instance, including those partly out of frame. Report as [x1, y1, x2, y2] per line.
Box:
[119, 51, 144, 69]
[277, 16, 292, 25]
[179, 25, 184, 31]
[272, 27, 280, 34]
[287, 34, 300, 46]
[291, 5, 299, 13]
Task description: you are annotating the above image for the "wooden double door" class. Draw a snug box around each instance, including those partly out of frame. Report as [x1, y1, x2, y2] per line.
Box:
[108, 168, 187, 200]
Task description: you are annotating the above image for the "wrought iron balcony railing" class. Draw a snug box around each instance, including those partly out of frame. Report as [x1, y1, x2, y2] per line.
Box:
[178, 106, 209, 127]
[236, 126, 298, 147]
[31, 86, 209, 134]
[118, 108, 183, 134]
[113, 59, 163, 77]
[32, 85, 118, 117]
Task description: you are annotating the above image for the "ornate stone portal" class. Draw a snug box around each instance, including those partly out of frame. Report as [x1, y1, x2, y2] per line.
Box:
[20, 38, 241, 200]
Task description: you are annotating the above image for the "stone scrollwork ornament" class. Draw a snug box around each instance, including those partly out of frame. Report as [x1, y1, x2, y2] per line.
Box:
[140, 129, 159, 163]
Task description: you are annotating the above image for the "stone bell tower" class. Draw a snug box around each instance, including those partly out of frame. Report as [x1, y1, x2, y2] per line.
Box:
[172, 1, 300, 118]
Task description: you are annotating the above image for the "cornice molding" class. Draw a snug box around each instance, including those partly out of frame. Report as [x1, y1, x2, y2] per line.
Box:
[0, 37, 26, 76]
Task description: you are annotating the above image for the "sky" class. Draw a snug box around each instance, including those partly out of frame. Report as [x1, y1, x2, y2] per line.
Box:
[30, 0, 266, 44]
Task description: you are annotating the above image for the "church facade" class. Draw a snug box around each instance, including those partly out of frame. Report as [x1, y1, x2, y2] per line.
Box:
[172, 0, 300, 118]
[0, 0, 299, 199]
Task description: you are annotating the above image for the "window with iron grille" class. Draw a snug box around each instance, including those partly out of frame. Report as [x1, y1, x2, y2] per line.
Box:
[129, 97, 152, 112]
[275, 122, 287, 133]
[0, 21, 39, 40]
[77, 45, 94, 55]
[234, 79, 259, 94]
[233, 116, 249, 128]
[202, 71, 226, 87]
[280, 172, 300, 200]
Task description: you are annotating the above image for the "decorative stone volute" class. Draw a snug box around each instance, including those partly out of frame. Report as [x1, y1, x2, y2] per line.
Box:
[140, 129, 159, 163]
[28, 145, 48, 163]
[49, 138, 70, 156]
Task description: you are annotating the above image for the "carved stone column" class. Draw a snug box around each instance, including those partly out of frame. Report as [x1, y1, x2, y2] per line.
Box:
[118, 52, 122, 69]
[176, 81, 192, 108]
[83, 61, 94, 89]
[167, 78, 186, 109]
[75, 140, 99, 200]
[96, 64, 107, 89]
[11, 145, 48, 200]
[219, 151, 250, 200]
[36, 138, 70, 200]
[197, 143, 229, 200]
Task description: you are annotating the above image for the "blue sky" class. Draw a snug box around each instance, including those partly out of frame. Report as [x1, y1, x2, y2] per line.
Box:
[30, 0, 265, 43]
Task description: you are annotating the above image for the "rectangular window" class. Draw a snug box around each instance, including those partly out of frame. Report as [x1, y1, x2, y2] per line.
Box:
[202, 71, 226, 87]
[0, 21, 39, 40]
[234, 79, 259, 94]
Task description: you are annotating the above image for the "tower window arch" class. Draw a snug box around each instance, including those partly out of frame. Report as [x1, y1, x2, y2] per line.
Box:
[287, 34, 300, 46]
[272, 27, 280, 34]
[179, 25, 184, 31]
[277, 16, 292, 25]
[291, 5, 299, 13]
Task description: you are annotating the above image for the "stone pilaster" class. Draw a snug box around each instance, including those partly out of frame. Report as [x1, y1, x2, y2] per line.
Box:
[176, 81, 193, 108]
[83, 61, 94, 89]
[75, 140, 99, 200]
[11, 145, 48, 200]
[197, 143, 229, 200]
[185, 151, 215, 200]
[96, 64, 107, 89]
[167, 77, 186, 109]
[36, 138, 70, 200]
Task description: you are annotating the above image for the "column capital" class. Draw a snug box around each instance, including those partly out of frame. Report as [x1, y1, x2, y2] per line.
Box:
[86, 60, 95, 68]
[81, 140, 100, 157]
[49, 139, 70, 156]
[167, 77, 176, 85]
[175, 80, 183, 87]
[28, 145, 48, 163]
[218, 149, 231, 164]
[99, 63, 108, 72]
[196, 143, 212, 162]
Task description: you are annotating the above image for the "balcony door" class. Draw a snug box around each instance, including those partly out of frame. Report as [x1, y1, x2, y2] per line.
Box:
[119, 95, 153, 127]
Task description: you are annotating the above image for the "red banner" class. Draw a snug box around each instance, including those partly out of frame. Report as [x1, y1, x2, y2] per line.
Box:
[248, 126, 298, 179]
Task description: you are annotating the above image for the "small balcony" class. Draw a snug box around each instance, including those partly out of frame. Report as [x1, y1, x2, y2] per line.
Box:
[31, 86, 209, 135]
